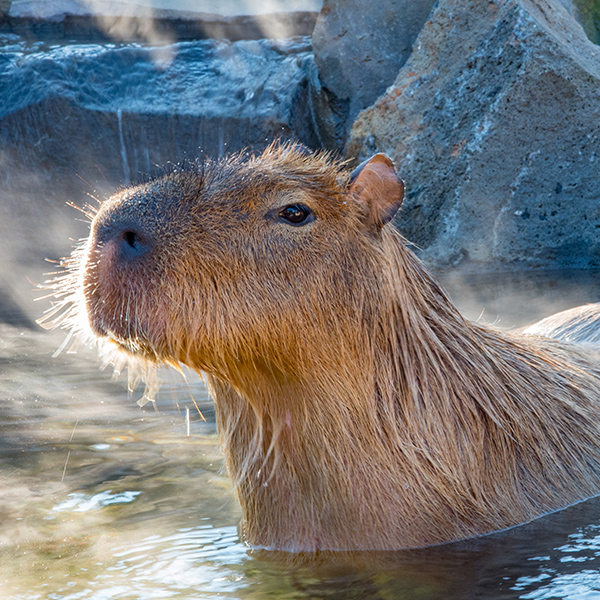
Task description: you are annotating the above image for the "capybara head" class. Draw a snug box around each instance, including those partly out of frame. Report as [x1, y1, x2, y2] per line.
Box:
[68, 144, 404, 388]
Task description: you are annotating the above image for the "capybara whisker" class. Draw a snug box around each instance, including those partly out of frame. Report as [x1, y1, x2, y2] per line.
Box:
[43, 142, 600, 552]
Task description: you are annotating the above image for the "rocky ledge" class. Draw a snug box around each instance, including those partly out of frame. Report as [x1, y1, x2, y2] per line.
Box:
[339, 0, 600, 271]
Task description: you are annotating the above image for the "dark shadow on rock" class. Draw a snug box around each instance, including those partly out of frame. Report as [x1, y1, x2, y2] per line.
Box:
[310, 0, 437, 148]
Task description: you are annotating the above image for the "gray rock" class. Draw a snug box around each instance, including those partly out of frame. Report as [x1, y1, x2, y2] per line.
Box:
[311, 0, 436, 146]
[348, 0, 600, 271]
[4, 0, 322, 41]
[0, 36, 319, 269]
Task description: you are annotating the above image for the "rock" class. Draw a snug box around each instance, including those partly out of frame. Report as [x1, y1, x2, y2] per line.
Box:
[0, 36, 319, 270]
[571, 0, 600, 44]
[311, 0, 436, 146]
[348, 0, 600, 271]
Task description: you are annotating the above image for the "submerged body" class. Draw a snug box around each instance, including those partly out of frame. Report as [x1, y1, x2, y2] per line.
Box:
[44, 145, 600, 551]
[524, 303, 600, 345]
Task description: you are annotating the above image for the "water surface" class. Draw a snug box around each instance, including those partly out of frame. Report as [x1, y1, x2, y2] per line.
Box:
[3, 272, 600, 599]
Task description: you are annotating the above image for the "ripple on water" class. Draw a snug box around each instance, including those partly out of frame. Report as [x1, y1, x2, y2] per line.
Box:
[97, 525, 247, 595]
[8, 524, 249, 600]
[513, 524, 600, 599]
[53, 491, 142, 512]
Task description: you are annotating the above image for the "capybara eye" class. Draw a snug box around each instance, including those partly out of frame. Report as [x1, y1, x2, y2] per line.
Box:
[278, 204, 313, 226]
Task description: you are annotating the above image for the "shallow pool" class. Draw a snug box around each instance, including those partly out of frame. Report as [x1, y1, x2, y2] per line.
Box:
[2, 271, 600, 599]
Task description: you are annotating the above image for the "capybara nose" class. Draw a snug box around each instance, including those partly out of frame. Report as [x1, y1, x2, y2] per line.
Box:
[93, 215, 155, 263]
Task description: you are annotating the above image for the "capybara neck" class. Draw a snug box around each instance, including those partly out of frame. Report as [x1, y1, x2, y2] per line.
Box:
[45, 144, 600, 552]
[210, 227, 600, 551]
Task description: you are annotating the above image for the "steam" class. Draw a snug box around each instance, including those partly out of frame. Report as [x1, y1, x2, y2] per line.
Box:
[11, 0, 176, 64]
[438, 270, 600, 331]
[81, 0, 176, 66]
[9, 0, 323, 56]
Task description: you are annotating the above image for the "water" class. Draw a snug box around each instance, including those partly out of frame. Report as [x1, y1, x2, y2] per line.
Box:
[3, 272, 600, 599]
[0, 324, 241, 599]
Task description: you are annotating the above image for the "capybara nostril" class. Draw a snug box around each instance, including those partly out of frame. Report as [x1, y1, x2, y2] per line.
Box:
[123, 230, 139, 249]
[118, 228, 153, 259]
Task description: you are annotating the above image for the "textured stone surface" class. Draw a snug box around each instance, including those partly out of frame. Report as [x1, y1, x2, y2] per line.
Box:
[2, 5, 319, 42]
[311, 0, 436, 146]
[0, 36, 318, 270]
[348, 0, 600, 271]
[8, 0, 323, 18]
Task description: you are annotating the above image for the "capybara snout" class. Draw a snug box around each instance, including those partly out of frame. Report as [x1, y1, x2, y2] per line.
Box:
[89, 175, 196, 262]
[82, 178, 200, 354]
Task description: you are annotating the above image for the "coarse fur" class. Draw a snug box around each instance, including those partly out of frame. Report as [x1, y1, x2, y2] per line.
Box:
[41, 143, 600, 551]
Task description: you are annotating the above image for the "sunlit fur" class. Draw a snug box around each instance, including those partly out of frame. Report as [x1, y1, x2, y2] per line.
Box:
[38, 241, 161, 400]
[41, 144, 600, 551]
[524, 303, 600, 344]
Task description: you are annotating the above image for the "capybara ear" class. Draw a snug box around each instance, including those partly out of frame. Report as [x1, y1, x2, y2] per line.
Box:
[348, 154, 404, 228]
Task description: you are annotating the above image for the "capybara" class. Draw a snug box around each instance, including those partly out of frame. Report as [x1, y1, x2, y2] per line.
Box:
[524, 303, 600, 344]
[42, 144, 600, 551]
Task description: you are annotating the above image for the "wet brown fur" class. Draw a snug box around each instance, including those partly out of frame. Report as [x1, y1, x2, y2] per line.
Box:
[42, 144, 600, 551]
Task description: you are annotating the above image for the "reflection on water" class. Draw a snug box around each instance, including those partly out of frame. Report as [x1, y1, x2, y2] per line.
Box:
[53, 490, 142, 512]
[2, 271, 600, 599]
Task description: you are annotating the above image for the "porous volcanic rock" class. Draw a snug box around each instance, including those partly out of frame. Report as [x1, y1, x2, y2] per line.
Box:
[348, 0, 600, 271]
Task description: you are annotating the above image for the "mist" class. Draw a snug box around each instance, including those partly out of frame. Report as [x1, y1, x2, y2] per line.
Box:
[1, 0, 598, 336]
